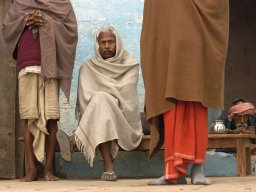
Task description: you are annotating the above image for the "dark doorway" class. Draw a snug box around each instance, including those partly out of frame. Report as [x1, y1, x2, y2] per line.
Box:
[225, 0, 256, 108]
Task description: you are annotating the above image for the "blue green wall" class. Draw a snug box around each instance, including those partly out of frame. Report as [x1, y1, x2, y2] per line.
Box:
[59, 0, 144, 134]
[55, 0, 236, 179]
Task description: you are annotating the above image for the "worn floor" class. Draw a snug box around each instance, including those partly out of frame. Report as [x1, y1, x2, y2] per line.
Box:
[1, 176, 256, 192]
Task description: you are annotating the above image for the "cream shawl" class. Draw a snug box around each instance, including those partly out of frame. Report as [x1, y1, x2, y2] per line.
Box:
[74, 28, 143, 166]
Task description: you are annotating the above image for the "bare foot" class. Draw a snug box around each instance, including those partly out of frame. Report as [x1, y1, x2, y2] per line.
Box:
[44, 172, 60, 181]
[20, 170, 37, 182]
[147, 176, 187, 185]
[100, 172, 117, 181]
[191, 164, 211, 185]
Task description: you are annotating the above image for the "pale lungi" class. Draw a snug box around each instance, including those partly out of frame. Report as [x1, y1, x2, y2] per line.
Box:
[19, 73, 59, 162]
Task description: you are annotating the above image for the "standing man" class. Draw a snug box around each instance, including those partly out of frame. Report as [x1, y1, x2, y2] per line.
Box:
[2, 0, 78, 182]
[57, 26, 143, 181]
[141, 0, 229, 185]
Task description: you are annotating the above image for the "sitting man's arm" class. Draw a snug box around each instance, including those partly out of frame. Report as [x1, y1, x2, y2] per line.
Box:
[218, 111, 235, 130]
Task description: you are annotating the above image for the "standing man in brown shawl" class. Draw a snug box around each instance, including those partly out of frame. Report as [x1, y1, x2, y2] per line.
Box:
[2, 0, 77, 182]
[57, 26, 143, 181]
[141, 0, 229, 185]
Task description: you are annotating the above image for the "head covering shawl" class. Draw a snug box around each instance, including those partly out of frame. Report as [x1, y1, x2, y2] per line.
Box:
[228, 102, 256, 121]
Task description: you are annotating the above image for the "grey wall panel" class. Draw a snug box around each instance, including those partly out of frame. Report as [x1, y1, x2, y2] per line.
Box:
[0, 0, 17, 179]
[225, 0, 256, 108]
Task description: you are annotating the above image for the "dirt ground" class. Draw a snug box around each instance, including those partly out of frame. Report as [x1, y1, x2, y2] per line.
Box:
[1, 176, 256, 192]
[1, 155, 256, 192]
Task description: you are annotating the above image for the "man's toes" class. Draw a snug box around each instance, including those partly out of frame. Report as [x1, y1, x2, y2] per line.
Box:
[20, 176, 37, 182]
[44, 172, 60, 181]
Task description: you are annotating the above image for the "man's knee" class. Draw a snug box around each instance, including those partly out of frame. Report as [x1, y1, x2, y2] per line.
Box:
[91, 91, 116, 103]
[47, 119, 58, 130]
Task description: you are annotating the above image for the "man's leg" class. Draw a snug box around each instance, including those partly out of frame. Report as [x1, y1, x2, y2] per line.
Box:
[148, 102, 188, 185]
[99, 141, 117, 181]
[191, 164, 211, 185]
[44, 119, 59, 181]
[20, 120, 38, 182]
[190, 102, 211, 185]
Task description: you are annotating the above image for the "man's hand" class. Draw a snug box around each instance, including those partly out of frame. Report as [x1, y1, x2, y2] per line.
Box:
[26, 10, 43, 29]
[251, 144, 256, 155]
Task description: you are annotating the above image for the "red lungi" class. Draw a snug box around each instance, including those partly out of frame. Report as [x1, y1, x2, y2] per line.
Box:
[164, 101, 208, 181]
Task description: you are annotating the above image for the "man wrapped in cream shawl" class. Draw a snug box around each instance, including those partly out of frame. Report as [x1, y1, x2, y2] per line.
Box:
[58, 26, 143, 181]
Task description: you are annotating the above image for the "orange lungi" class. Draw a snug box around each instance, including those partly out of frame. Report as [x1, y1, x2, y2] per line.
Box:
[164, 100, 208, 181]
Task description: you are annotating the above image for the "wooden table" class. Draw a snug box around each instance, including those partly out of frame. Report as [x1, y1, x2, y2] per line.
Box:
[137, 134, 254, 176]
[208, 133, 254, 177]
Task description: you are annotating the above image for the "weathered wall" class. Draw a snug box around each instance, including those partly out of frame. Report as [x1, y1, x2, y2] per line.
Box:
[0, 0, 18, 179]
[65, 0, 256, 133]
[225, 0, 256, 108]
[64, 0, 235, 133]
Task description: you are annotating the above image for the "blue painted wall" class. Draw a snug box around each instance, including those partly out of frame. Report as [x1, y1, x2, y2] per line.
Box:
[59, 0, 222, 134]
[59, 0, 145, 134]
[55, 0, 242, 178]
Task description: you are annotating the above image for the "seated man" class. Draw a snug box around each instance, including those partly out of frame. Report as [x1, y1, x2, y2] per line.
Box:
[218, 98, 256, 153]
[57, 26, 143, 181]
[219, 98, 256, 130]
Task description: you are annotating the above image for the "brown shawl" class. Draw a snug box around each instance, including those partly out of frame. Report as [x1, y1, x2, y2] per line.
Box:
[2, 0, 78, 98]
[140, 0, 229, 156]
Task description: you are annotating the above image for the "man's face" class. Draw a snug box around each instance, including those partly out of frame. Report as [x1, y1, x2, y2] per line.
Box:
[98, 31, 116, 60]
[234, 114, 249, 129]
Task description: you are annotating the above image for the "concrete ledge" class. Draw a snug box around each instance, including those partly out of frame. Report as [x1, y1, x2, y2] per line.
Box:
[55, 151, 239, 179]
[55, 150, 164, 179]
[204, 151, 237, 176]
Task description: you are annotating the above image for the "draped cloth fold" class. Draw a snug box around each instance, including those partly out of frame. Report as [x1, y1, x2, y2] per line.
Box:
[19, 73, 60, 162]
[164, 101, 208, 181]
